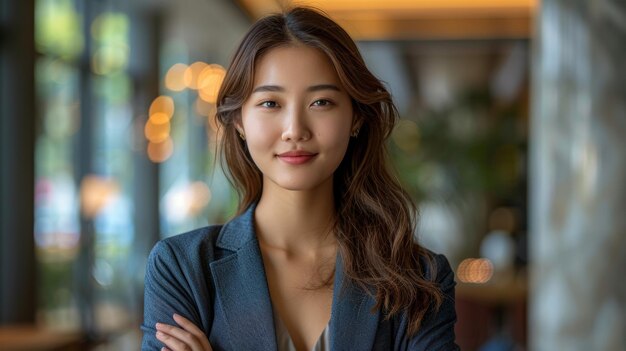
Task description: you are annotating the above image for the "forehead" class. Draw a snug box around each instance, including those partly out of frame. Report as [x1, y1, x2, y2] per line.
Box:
[252, 45, 342, 87]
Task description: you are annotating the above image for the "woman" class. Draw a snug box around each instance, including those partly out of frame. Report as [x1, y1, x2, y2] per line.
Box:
[142, 6, 458, 351]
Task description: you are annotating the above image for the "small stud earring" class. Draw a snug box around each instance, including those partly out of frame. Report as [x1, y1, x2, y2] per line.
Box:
[237, 130, 246, 140]
[350, 128, 360, 138]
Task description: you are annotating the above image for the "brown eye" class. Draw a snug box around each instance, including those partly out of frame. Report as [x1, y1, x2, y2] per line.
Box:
[311, 99, 332, 107]
[259, 101, 278, 108]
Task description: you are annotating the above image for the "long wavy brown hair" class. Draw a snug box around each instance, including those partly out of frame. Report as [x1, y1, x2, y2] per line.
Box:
[215, 6, 443, 336]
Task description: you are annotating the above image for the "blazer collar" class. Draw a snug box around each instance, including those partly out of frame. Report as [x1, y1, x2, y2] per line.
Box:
[215, 203, 258, 251]
[211, 204, 380, 350]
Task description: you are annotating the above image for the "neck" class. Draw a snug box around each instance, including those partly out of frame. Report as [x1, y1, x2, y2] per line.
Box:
[254, 178, 336, 255]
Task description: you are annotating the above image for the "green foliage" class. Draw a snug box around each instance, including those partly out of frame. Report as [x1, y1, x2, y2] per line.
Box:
[390, 90, 527, 203]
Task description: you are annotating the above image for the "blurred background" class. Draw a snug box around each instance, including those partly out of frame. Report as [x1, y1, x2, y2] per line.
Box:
[1, 0, 624, 350]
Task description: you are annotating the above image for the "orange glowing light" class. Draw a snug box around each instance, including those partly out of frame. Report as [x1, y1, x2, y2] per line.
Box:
[149, 95, 175, 118]
[149, 112, 170, 125]
[144, 119, 170, 143]
[184, 61, 208, 90]
[80, 175, 119, 218]
[165, 63, 188, 91]
[188, 181, 212, 215]
[457, 258, 494, 284]
[147, 137, 174, 163]
[198, 64, 226, 104]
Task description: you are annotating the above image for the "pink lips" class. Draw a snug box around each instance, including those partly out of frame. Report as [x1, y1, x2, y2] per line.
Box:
[277, 150, 317, 165]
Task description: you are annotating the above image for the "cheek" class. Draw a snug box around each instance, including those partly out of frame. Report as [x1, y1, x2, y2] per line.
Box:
[241, 110, 274, 146]
[325, 130, 350, 153]
[245, 132, 272, 157]
[316, 127, 352, 169]
[241, 121, 276, 163]
[317, 118, 352, 149]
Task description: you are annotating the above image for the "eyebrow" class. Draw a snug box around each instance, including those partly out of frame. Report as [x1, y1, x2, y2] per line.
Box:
[251, 84, 341, 93]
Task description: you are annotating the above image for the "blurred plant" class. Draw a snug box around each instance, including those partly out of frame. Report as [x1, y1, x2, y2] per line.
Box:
[390, 89, 527, 206]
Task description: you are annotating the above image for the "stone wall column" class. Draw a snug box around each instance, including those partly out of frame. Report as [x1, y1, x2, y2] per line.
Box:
[530, 0, 626, 350]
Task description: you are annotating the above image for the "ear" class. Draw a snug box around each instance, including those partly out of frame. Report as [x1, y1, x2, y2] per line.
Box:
[234, 119, 244, 135]
[233, 119, 247, 140]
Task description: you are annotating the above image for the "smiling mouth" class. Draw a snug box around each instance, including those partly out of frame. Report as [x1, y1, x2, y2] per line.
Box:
[276, 151, 318, 165]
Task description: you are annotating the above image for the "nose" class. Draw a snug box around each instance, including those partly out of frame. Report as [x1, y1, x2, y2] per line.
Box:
[281, 107, 311, 142]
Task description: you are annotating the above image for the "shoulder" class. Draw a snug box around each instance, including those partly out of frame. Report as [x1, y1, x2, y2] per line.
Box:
[394, 248, 458, 350]
[419, 249, 455, 288]
[146, 204, 258, 273]
[417, 249, 456, 321]
[148, 225, 225, 269]
[412, 246, 455, 289]
[380, 248, 458, 350]
[142, 225, 227, 347]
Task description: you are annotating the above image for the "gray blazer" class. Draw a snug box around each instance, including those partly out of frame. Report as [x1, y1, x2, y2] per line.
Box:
[141, 205, 459, 350]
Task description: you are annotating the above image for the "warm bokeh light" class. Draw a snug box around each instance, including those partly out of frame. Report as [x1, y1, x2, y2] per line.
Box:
[457, 258, 494, 284]
[145, 95, 175, 162]
[183, 61, 208, 90]
[144, 118, 170, 143]
[149, 112, 170, 125]
[147, 137, 174, 163]
[238, 0, 537, 14]
[237, 0, 537, 40]
[165, 63, 188, 91]
[189, 181, 212, 215]
[79, 175, 119, 219]
[163, 181, 212, 222]
[149, 95, 175, 119]
[198, 64, 226, 103]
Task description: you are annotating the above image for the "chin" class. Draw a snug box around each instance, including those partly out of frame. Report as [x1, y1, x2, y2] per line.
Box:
[276, 181, 324, 192]
[269, 175, 333, 193]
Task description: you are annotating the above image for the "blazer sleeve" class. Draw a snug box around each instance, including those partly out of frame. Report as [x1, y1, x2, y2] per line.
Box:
[396, 254, 460, 351]
[140, 240, 205, 350]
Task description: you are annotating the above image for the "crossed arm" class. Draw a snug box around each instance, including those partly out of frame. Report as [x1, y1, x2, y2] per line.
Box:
[155, 314, 212, 351]
[141, 240, 216, 350]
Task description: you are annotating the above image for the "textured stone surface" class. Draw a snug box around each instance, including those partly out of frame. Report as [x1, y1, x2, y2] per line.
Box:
[530, 0, 626, 350]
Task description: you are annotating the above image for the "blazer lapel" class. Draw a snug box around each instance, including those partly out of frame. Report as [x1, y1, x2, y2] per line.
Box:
[330, 254, 381, 351]
[208, 204, 381, 351]
[209, 205, 278, 350]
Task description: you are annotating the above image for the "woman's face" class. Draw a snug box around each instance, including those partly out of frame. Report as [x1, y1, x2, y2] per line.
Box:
[240, 45, 354, 192]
